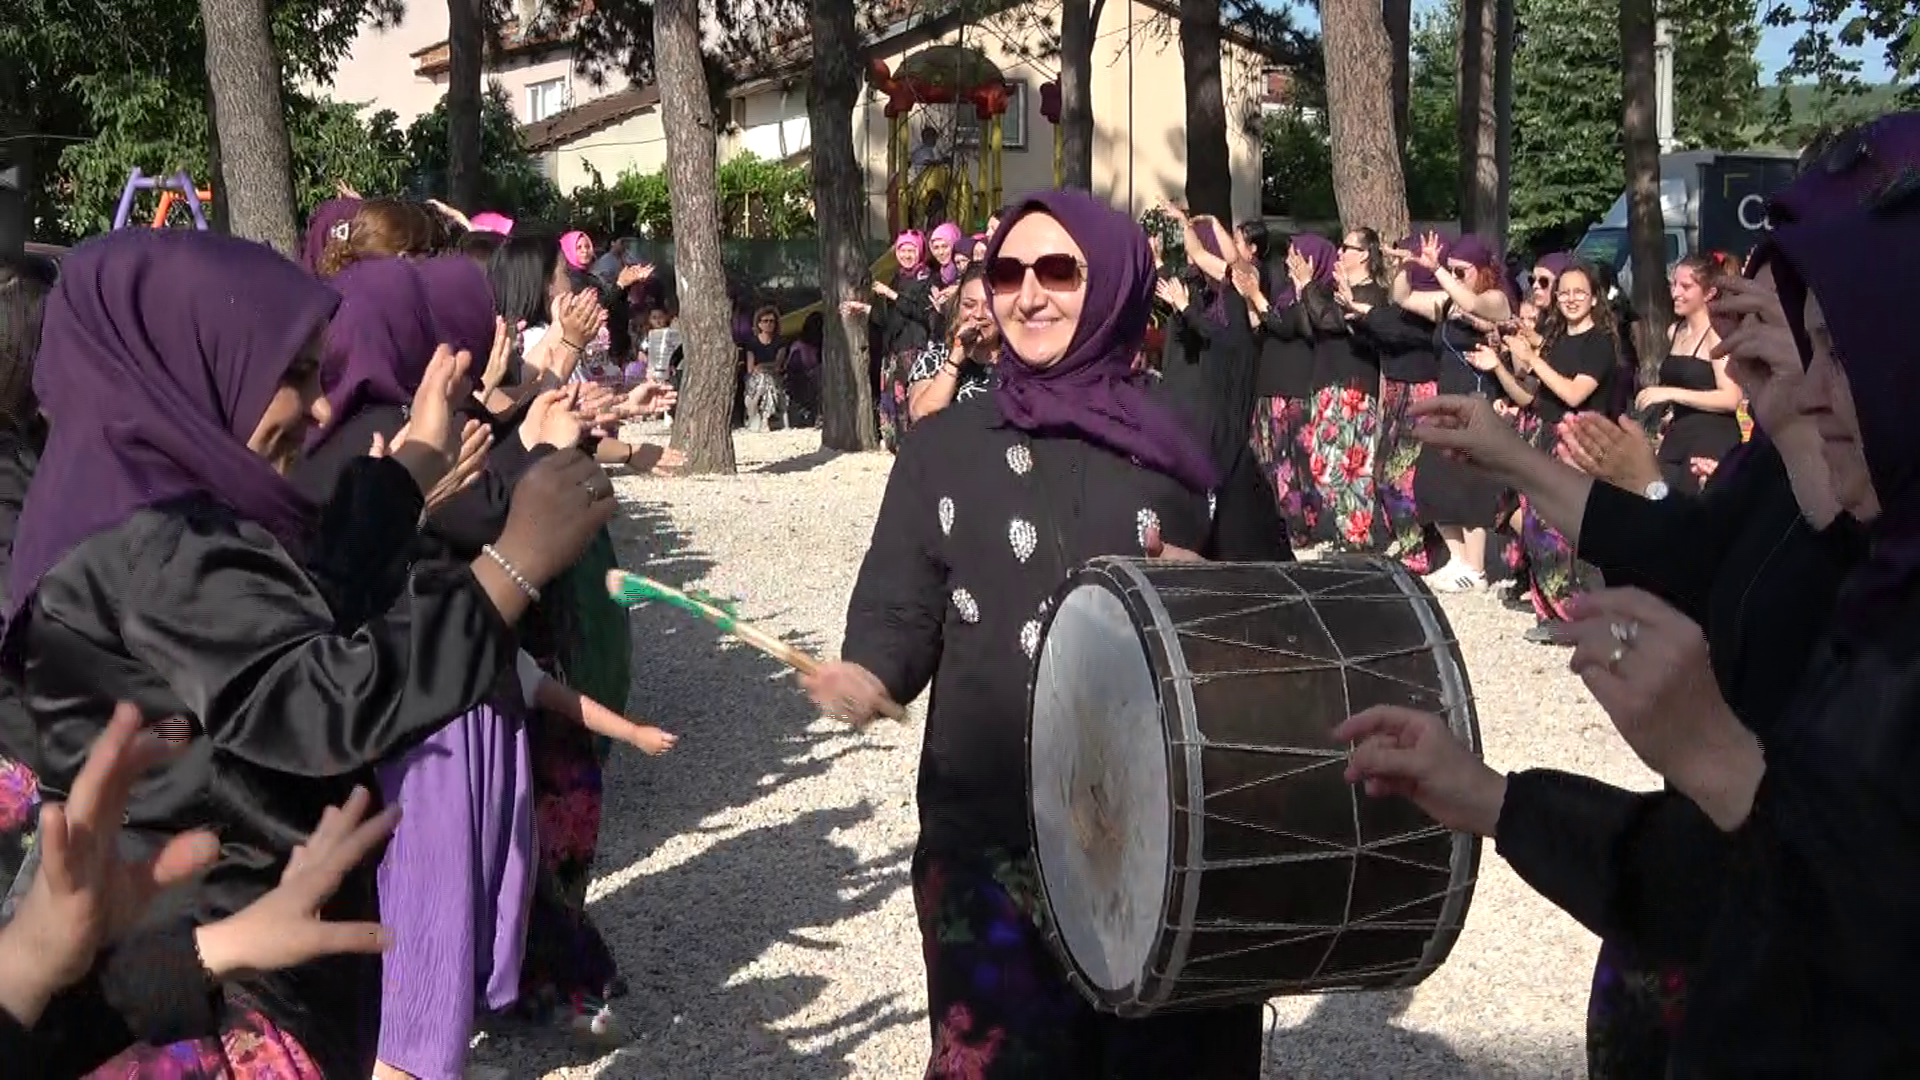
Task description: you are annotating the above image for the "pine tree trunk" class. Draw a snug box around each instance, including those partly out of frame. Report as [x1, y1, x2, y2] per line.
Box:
[199, 0, 298, 255]
[1058, 0, 1104, 192]
[204, 80, 231, 233]
[809, 0, 878, 452]
[447, 0, 484, 211]
[654, 0, 736, 475]
[1320, 0, 1410, 238]
[1493, 0, 1514, 243]
[1179, 0, 1232, 219]
[1383, 0, 1412, 162]
[1620, 0, 1671, 366]
[1456, 0, 1500, 239]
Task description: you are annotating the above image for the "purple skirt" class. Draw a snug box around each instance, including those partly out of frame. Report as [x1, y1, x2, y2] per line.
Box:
[374, 698, 535, 1079]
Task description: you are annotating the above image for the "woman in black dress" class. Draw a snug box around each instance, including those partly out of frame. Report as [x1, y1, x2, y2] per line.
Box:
[1497, 259, 1625, 626]
[1639, 253, 1744, 491]
[1404, 232, 1514, 591]
[801, 189, 1281, 1079]
[1342, 185, 1920, 1078]
[846, 231, 937, 452]
[2, 229, 613, 1076]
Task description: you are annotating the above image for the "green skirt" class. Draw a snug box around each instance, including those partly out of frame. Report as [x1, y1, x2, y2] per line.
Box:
[557, 526, 633, 760]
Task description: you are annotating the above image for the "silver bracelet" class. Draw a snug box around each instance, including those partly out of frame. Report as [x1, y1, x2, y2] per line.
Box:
[481, 544, 541, 602]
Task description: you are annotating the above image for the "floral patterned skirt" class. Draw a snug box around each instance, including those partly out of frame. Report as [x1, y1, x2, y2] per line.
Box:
[84, 1009, 322, 1078]
[1588, 939, 1687, 1080]
[1249, 395, 1318, 546]
[877, 348, 920, 454]
[744, 369, 786, 431]
[1305, 381, 1384, 552]
[1375, 379, 1445, 574]
[1514, 413, 1599, 620]
[911, 845, 1264, 1079]
[0, 755, 37, 892]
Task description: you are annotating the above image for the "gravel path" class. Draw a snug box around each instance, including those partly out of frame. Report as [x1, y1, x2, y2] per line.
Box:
[476, 425, 1658, 1080]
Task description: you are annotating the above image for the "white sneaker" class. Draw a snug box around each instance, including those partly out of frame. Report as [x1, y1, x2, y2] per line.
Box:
[1424, 564, 1486, 593]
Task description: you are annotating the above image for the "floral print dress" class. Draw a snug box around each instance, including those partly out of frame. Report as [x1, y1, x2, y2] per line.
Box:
[1375, 378, 1442, 573]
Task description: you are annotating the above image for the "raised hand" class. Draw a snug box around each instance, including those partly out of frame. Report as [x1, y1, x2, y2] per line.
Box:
[192, 787, 397, 980]
[386, 345, 475, 496]
[420, 420, 492, 514]
[1154, 277, 1190, 311]
[0, 704, 214, 1026]
[479, 316, 514, 397]
[520, 387, 585, 452]
[615, 262, 654, 290]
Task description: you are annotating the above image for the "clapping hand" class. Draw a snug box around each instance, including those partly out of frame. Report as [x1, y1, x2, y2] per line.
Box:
[0, 704, 213, 1026]
[1553, 413, 1661, 490]
[871, 281, 899, 302]
[1467, 345, 1503, 373]
[840, 299, 871, 318]
[192, 787, 398, 981]
[479, 317, 515, 398]
[1408, 394, 1531, 473]
[1154, 277, 1191, 311]
[387, 345, 475, 497]
[373, 418, 492, 514]
[520, 386, 586, 451]
[619, 381, 677, 419]
[1286, 247, 1312, 290]
[615, 262, 654, 290]
[1555, 590, 1762, 828]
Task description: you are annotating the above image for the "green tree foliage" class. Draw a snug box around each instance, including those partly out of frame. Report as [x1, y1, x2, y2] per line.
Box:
[400, 84, 559, 217]
[1666, 0, 1763, 149]
[1762, 0, 1920, 127]
[1405, 9, 1463, 222]
[1506, 0, 1627, 247]
[1261, 109, 1339, 220]
[562, 153, 814, 240]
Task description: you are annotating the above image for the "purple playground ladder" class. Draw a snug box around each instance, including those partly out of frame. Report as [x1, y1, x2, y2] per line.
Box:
[111, 168, 209, 231]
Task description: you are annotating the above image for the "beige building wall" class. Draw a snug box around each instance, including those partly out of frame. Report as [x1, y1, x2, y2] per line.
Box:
[313, 9, 618, 128]
[551, 110, 670, 194]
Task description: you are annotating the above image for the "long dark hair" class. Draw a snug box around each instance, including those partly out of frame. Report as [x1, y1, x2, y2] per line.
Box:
[1345, 226, 1389, 287]
[487, 234, 561, 327]
[0, 254, 57, 437]
[1541, 259, 1633, 414]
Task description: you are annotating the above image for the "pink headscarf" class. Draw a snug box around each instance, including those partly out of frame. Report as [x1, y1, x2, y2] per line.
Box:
[470, 211, 514, 235]
[894, 230, 927, 279]
[560, 230, 592, 271]
[929, 222, 963, 284]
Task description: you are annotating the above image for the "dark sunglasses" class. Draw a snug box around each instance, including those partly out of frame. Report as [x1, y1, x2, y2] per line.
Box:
[1339, 243, 1368, 253]
[1531, 275, 1554, 287]
[986, 254, 1085, 294]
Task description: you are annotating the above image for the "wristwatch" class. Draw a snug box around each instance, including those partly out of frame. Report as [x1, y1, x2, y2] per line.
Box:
[1644, 479, 1671, 501]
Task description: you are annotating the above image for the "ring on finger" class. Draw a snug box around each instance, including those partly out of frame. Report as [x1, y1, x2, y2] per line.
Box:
[1609, 620, 1641, 646]
[1605, 642, 1628, 669]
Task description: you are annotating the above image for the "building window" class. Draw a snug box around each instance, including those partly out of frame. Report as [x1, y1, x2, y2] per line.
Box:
[730, 97, 747, 129]
[952, 81, 1028, 150]
[527, 78, 568, 122]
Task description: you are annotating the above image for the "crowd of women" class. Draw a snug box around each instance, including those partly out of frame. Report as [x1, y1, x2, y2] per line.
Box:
[0, 107, 1917, 1080]
[0, 194, 696, 1078]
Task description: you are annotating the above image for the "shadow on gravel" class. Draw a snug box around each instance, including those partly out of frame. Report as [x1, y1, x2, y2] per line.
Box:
[749, 447, 845, 475]
[479, 498, 916, 1077]
[1263, 989, 1576, 1079]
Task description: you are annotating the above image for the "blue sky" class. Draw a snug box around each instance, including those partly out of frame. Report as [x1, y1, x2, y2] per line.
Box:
[1278, 0, 1894, 84]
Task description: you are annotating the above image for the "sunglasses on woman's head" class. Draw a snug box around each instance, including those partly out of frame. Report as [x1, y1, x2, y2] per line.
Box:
[986, 254, 1085, 294]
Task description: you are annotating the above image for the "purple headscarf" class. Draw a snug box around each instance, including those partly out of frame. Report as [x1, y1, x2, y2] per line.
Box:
[1769, 192, 1920, 634]
[307, 258, 437, 453]
[987, 189, 1220, 492]
[1398, 235, 1440, 292]
[6, 230, 337, 629]
[1534, 251, 1575, 280]
[1274, 233, 1338, 309]
[418, 255, 497, 358]
[303, 197, 360, 275]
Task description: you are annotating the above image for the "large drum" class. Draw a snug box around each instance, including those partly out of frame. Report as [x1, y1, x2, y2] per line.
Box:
[1026, 555, 1480, 1016]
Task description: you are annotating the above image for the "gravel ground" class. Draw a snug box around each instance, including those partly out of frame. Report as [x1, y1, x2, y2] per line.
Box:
[475, 424, 1659, 1080]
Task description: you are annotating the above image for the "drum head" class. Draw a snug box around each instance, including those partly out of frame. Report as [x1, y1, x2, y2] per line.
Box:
[1030, 578, 1170, 1001]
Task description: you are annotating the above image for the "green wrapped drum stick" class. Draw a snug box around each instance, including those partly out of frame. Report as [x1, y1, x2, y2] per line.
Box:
[604, 569, 906, 722]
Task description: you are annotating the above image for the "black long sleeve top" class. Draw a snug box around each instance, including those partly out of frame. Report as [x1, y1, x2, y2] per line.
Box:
[12, 456, 517, 1079]
[842, 391, 1271, 854]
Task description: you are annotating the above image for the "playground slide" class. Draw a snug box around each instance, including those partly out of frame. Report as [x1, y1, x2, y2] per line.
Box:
[778, 248, 900, 338]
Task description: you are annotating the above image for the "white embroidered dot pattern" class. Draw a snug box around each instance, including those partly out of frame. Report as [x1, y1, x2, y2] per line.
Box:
[1136, 508, 1161, 551]
[952, 588, 981, 624]
[1019, 619, 1042, 659]
[1006, 444, 1034, 476]
[1008, 518, 1038, 563]
[938, 496, 955, 537]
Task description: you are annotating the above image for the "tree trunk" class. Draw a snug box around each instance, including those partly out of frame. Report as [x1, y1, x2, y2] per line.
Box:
[446, 0, 485, 211]
[205, 79, 231, 233]
[1058, 0, 1104, 192]
[1620, 0, 1670, 365]
[1320, 0, 1410, 238]
[1179, 0, 1232, 219]
[809, 0, 878, 452]
[1383, 0, 1412, 162]
[654, 0, 736, 475]
[0, 113, 28, 257]
[1493, 0, 1514, 245]
[199, 0, 299, 255]
[1456, 0, 1499, 239]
